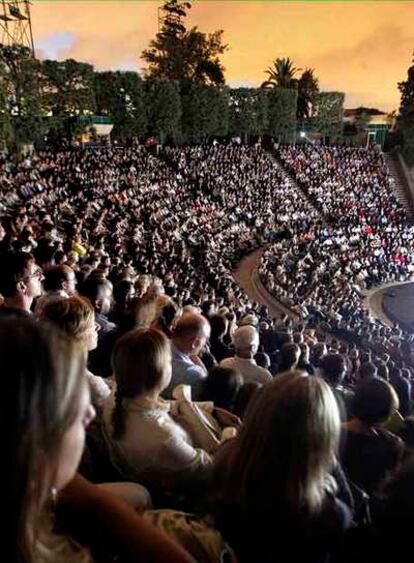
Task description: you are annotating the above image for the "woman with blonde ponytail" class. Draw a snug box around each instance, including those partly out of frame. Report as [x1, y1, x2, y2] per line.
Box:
[104, 327, 212, 495]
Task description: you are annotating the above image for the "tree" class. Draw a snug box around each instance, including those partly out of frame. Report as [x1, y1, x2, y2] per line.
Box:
[261, 57, 299, 89]
[297, 68, 319, 121]
[42, 59, 96, 142]
[312, 92, 344, 141]
[267, 87, 297, 143]
[142, 0, 227, 86]
[181, 84, 229, 141]
[228, 88, 268, 140]
[0, 45, 44, 150]
[94, 71, 147, 140]
[145, 79, 181, 143]
[398, 54, 414, 165]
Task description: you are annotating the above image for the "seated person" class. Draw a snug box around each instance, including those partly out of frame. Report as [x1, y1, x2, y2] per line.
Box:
[211, 372, 352, 563]
[0, 251, 43, 317]
[41, 295, 111, 407]
[220, 326, 272, 385]
[200, 366, 243, 412]
[2, 317, 192, 563]
[209, 314, 231, 363]
[34, 263, 77, 315]
[103, 327, 213, 495]
[341, 377, 405, 495]
[163, 313, 211, 400]
[319, 353, 354, 421]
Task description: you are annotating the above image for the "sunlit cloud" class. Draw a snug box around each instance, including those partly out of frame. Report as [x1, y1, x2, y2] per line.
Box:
[30, 1, 414, 111]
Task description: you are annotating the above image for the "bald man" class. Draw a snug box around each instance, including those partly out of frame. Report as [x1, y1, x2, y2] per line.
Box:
[163, 313, 211, 401]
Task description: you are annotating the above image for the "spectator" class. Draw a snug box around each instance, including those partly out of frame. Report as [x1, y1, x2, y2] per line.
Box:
[201, 366, 243, 412]
[0, 251, 43, 317]
[41, 296, 111, 407]
[34, 264, 77, 315]
[220, 325, 272, 385]
[164, 313, 211, 400]
[104, 328, 212, 494]
[342, 377, 405, 495]
[212, 372, 352, 562]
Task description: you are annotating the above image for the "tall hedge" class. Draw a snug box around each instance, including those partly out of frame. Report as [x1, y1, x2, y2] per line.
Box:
[312, 92, 344, 141]
[266, 87, 297, 143]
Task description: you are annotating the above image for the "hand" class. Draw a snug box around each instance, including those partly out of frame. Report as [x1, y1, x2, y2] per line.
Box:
[213, 407, 241, 429]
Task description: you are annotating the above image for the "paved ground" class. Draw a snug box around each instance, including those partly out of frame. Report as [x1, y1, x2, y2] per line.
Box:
[381, 281, 414, 333]
[234, 249, 414, 333]
[232, 249, 297, 319]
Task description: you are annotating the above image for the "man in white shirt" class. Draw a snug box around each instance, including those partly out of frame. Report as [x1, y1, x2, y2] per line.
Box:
[220, 326, 272, 386]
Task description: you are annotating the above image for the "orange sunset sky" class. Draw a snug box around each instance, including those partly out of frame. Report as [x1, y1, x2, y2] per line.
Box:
[31, 1, 414, 112]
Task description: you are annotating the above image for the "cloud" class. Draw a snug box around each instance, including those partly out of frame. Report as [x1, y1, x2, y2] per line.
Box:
[36, 31, 75, 60]
[30, 2, 414, 110]
[305, 25, 414, 110]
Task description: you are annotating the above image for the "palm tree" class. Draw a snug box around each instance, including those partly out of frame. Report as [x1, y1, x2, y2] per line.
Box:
[297, 68, 319, 120]
[261, 57, 300, 89]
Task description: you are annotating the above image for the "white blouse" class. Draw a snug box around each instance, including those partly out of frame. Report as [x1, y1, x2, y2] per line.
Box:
[103, 395, 212, 490]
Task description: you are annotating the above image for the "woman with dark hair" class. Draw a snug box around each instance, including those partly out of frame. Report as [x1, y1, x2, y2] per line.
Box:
[201, 366, 243, 412]
[209, 314, 230, 362]
[151, 295, 181, 338]
[211, 373, 351, 562]
[2, 317, 194, 563]
[341, 377, 404, 495]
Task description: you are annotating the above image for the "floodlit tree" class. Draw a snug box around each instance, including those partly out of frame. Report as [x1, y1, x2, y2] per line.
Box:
[181, 84, 229, 141]
[398, 54, 414, 165]
[229, 88, 268, 140]
[42, 58, 96, 142]
[267, 87, 298, 143]
[0, 45, 44, 150]
[94, 71, 147, 140]
[142, 0, 227, 86]
[297, 68, 319, 121]
[145, 79, 182, 143]
[312, 92, 345, 141]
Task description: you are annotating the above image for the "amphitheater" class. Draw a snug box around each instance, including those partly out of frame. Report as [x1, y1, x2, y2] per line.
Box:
[2, 141, 414, 562]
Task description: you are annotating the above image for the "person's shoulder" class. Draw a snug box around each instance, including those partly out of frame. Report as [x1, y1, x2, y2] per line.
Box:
[219, 357, 235, 368]
[255, 365, 272, 380]
[322, 493, 353, 533]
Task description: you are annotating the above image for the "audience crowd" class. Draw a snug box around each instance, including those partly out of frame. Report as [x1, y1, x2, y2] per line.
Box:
[2, 142, 414, 562]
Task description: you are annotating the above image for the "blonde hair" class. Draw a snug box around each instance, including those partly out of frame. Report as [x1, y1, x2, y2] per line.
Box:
[1, 318, 87, 562]
[41, 296, 94, 348]
[111, 328, 171, 439]
[218, 372, 340, 517]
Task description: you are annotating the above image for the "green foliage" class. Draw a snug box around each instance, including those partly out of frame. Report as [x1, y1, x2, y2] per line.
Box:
[0, 45, 44, 150]
[181, 84, 229, 141]
[229, 88, 268, 138]
[142, 0, 227, 85]
[145, 79, 182, 142]
[297, 68, 319, 121]
[42, 58, 96, 141]
[267, 87, 298, 142]
[262, 57, 299, 89]
[94, 71, 146, 140]
[312, 92, 344, 140]
[399, 54, 414, 166]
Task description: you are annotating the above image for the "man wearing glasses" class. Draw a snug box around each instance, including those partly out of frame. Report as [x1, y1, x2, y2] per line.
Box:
[0, 252, 44, 318]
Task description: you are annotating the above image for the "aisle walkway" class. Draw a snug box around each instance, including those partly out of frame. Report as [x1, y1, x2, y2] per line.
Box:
[232, 249, 296, 320]
[234, 248, 414, 334]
